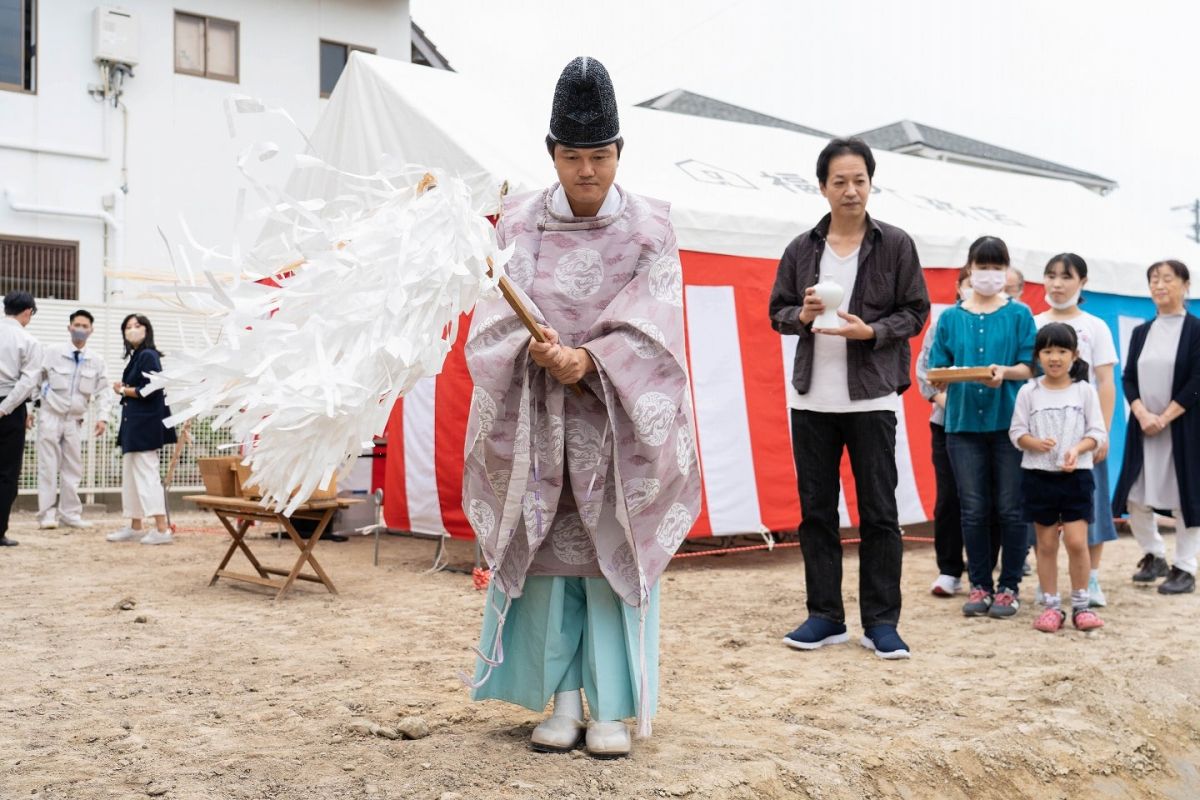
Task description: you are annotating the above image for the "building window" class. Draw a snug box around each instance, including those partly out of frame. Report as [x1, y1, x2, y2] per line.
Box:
[320, 39, 374, 97]
[0, 235, 79, 300]
[174, 11, 238, 83]
[0, 0, 36, 93]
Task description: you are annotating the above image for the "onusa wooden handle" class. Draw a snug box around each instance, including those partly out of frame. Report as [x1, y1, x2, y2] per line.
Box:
[489, 262, 585, 397]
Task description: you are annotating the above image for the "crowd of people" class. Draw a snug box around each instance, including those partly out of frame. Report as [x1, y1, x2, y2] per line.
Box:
[771, 137, 1197, 656]
[0, 295, 175, 548]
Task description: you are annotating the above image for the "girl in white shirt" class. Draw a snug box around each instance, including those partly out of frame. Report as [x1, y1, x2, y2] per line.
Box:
[1010, 323, 1107, 633]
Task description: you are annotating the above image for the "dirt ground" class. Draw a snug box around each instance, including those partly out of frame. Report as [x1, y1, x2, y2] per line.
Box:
[2, 510, 1198, 800]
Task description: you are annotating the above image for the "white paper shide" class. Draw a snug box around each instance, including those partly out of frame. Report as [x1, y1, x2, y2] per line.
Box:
[150, 110, 509, 515]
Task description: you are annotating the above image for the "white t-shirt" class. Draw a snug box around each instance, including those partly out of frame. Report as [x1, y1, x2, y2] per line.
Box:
[1009, 378, 1107, 472]
[1033, 310, 1118, 384]
[789, 245, 899, 414]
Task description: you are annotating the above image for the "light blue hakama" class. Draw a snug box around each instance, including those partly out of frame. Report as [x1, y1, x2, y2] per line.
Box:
[470, 575, 660, 722]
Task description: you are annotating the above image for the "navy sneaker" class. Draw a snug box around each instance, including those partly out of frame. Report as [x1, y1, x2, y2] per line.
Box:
[782, 618, 849, 651]
[860, 625, 911, 660]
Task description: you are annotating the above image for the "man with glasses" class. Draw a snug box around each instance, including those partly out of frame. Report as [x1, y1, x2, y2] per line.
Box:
[0, 292, 44, 547]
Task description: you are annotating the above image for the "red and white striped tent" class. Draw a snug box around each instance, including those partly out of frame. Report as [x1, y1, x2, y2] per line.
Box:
[297, 53, 1197, 539]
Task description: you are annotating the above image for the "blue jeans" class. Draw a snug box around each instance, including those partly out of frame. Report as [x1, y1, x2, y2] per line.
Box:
[946, 430, 1027, 593]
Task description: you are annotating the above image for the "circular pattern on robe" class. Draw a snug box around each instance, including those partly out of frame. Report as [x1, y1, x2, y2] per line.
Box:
[522, 491, 551, 541]
[675, 427, 694, 477]
[534, 413, 564, 468]
[554, 249, 604, 298]
[609, 541, 641, 589]
[632, 392, 676, 447]
[565, 418, 603, 473]
[622, 478, 661, 516]
[648, 255, 683, 307]
[467, 314, 509, 353]
[579, 498, 601, 528]
[486, 468, 511, 502]
[505, 247, 536, 290]
[550, 513, 598, 566]
[623, 318, 668, 359]
[468, 499, 496, 538]
[472, 387, 498, 440]
[654, 503, 693, 551]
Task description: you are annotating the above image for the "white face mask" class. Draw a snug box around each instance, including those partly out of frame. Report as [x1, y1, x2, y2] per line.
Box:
[1045, 290, 1081, 310]
[126, 328, 146, 346]
[970, 270, 1007, 297]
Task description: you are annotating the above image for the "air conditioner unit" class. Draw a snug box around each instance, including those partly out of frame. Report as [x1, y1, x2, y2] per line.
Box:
[93, 6, 139, 66]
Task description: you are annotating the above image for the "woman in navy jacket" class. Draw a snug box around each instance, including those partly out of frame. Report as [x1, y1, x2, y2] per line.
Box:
[105, 314, 177, 545]
[1111, 260, 1200, 594]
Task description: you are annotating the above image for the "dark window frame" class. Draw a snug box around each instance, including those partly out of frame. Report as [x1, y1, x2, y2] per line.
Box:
[319, 38, 374, 98]
[0, 233, 80, 300]
[0, 0, 37, 95]
[173, 10, 240, 84]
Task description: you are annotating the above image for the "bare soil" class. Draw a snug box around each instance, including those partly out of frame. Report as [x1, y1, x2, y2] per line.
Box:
[2, 511, 1197, 800]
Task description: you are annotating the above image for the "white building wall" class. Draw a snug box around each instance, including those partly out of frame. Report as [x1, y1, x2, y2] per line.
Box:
[0, 0, 410, 304]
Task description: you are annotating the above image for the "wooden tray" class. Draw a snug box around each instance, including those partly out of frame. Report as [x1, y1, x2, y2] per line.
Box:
[927, 366, 994, 383]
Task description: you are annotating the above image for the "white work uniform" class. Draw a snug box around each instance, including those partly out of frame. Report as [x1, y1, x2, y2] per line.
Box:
[36, 343, 113, 524]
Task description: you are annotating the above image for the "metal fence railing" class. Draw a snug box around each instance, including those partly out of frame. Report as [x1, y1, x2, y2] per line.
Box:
[19, 409, 237, 497]
[17, 298, 241, 498]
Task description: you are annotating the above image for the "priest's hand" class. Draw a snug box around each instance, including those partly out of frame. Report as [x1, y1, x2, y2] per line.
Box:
[529, 326, 595, 385]
[547, 347, 595, 385]
[528, 326, 563, 369]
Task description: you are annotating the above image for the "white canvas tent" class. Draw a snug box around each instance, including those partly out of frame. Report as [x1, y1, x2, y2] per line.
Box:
[300, 53, 1199, 294]
[284, 53, 1199, 538]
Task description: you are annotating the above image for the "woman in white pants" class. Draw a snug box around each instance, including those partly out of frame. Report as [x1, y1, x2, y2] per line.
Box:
[106, 314, 177, 545]
[1111, 260, 1200, 595]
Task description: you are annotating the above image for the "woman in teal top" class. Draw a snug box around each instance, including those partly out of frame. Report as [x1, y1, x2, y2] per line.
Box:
[930, 236, 1036, 620]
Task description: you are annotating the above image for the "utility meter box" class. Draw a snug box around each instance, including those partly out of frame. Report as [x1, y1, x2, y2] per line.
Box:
[93, 6, 139, 66]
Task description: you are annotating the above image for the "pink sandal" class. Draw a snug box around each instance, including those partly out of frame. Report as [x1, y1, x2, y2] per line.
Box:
[1033, 608, 1065, 633]
[1071, 608, 1105, 631]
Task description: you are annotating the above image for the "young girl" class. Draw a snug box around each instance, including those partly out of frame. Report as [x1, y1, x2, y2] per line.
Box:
[1035, 254, 1120, 606]
[929, 235, 1036, 619]
[1010, 323, 1107, 632]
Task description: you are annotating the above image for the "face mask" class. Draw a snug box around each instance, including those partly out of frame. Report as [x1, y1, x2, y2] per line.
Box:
[970, 270, 1007, 297]
[70, 328, 90, 345]
[1045, 289, 1081, 310]
[126, 329, 146, 346]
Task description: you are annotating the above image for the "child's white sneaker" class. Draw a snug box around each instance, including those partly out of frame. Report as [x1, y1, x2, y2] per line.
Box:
[106, 527, 137, 542]
[139, 530, 174, 546]
[930, 574, 961, 597]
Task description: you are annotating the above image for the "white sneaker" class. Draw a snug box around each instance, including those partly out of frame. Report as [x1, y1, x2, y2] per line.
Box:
[60, 517, 93, 529]
[930, 574, 962, 597]
[531, 690, 586, 752]
[106, 527, 138, 542]
[37, 518, 58, 530]
[139, 530, 174, 546]
[585, 721, 631, 759]
[1088, 575, 1107, 607]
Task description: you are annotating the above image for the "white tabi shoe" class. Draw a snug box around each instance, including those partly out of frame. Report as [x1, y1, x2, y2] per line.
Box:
[530, 690, 586, 753]
[585, 721, 631, 759]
